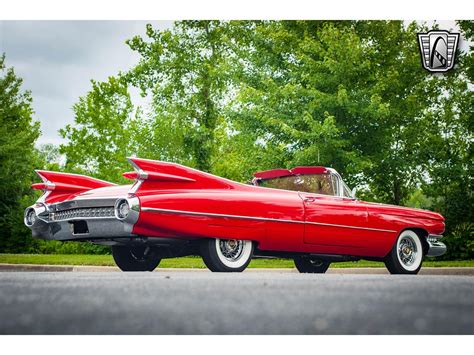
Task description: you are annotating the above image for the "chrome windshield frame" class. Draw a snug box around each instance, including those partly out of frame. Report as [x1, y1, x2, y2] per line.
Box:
[326, 168, 355, 199]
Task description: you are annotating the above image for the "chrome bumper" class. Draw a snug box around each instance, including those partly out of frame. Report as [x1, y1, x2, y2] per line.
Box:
[24, 197, 140, 241]
[426, 234, 447, 257]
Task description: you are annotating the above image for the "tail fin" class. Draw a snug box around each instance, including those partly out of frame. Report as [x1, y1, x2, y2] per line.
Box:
[123, 157, 238, 193]
[33, 170, 116, 203]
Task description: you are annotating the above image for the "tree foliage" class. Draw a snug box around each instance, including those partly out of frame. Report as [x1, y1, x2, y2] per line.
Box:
[419, 21, 473, 241]
[60, 76, 142, 182]
[224, 21, 453, 206]
[0, 54, 41, 252]
[125, 21, 235, 172]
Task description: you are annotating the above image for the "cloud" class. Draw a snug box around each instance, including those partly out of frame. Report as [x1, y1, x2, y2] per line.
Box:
[0, 20, 172, 145]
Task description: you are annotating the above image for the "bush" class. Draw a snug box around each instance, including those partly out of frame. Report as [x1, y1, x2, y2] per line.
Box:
[441, 223, 474, 260]
[27, 239, 110, 255]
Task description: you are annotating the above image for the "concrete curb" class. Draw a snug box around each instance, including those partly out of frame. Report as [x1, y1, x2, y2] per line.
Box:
[0, 263, 473, 275]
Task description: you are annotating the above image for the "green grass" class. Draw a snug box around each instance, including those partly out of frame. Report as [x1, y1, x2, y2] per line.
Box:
[0, 253, 473, 268]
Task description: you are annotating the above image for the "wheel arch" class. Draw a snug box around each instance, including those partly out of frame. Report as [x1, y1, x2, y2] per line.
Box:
[398, 227, 430, 256]
[384, 227, 430, 258]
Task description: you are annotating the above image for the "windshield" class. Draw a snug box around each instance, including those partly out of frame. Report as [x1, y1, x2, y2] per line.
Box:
[257, 173, 338, 196]
[341, 180, 354, 198]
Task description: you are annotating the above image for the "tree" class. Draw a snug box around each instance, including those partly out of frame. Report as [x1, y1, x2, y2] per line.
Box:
[226, 21, 474, 207]
[223, 22, 368, 180]
[418, 21, 473, 241]
[352, 21, 445, 204]
[60, 76, 142, 182]
[225, 21, 438, 204]
[125, 21, 235, 172]
[38, 143, 62, 171]
[62, 21, 237, 179]
[457, 20, 474, 82]
[0, 54, 41, 252]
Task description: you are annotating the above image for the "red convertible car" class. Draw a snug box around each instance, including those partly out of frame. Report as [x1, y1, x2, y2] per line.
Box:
[24, 157, 446, 274]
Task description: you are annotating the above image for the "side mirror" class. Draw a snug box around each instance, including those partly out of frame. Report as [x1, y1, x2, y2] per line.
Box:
[351, 187, 358, 199]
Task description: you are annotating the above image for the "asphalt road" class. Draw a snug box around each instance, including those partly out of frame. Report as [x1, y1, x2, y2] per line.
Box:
[0, 272, 473, 334]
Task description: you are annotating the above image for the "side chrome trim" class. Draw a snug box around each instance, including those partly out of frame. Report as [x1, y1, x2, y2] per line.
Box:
[308, 221, 397, 233]
[141, 207, 397, 233]
[143, 207, 293, 223]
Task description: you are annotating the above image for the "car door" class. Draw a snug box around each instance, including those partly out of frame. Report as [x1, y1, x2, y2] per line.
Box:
[299, 192, 370, 248]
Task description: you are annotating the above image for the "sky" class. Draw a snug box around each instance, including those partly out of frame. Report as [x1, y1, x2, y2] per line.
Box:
[0, 21, 172, 146]
[0, 20, 465, 147]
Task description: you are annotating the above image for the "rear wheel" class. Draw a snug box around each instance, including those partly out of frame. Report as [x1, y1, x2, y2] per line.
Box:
[384, 230, 423, 275]
[200, 238, 254, 272]
[112, 245, 161, 272]
[294, 257, 330, 273]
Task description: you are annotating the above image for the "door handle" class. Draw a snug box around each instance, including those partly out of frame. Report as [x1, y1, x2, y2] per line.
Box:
[304, 196, 317, 203]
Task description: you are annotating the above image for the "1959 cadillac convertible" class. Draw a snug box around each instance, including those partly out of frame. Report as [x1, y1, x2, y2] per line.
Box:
[24, 157, 446, 274]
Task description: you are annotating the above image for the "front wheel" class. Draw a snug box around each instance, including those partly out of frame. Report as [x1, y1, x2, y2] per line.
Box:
[384, 230, 423, 275]
[200, 238, 254, 272]
[112, 245, 161, 272]
[294, 257, 330, 273]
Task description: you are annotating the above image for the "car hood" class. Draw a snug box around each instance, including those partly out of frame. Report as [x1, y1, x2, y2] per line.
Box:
[360, 201, 444, 221]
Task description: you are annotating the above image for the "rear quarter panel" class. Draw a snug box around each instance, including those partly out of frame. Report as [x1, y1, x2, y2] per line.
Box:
[132, 188, 305, 250]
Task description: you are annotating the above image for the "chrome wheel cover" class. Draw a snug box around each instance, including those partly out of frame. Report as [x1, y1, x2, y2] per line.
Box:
[219, 239, 244, 261]
[398, 237, 417, 266]
[215, 239, 252, 268]
[396, 231, 422, 271]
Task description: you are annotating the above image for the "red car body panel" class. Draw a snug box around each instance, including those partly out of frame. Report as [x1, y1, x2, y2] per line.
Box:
[26, 158, 445, 259]
[33, 170, 117, 204]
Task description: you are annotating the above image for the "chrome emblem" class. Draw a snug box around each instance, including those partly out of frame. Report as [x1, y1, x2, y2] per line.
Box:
[418, 30, 460, 73]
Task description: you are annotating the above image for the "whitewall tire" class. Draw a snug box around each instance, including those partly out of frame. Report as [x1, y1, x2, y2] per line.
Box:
[200, 238, 254, 272]
[385, 230, 424, 274]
